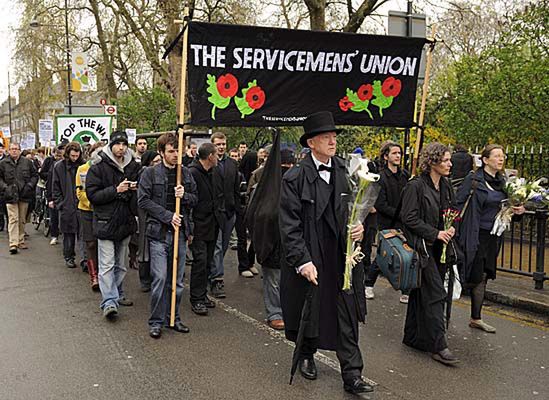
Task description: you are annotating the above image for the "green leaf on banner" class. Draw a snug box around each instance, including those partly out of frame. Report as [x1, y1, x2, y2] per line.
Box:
[206, 74, 230, 119]
[371, 80, 393, 117]
[235, 80, 257, 118]
[346, 89, 373, 118]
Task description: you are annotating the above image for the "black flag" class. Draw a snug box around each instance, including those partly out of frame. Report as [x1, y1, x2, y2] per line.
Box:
[245, 129, 281, 264]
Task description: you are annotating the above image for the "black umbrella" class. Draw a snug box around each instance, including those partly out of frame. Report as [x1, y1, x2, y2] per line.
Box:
[289, 282, 317, 385]
[445, 241, 458, 328]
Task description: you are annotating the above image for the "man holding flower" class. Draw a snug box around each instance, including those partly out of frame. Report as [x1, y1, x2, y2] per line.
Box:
[279, 111, 372, 395]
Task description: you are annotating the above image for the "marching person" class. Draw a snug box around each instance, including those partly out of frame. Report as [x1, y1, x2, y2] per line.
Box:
[43, 144, 66, 245]
[136, 150, 162, 292]
[182, 141, 197, 167]
[86, 130, 140, 319]
[280, 111, 371, 395]
[365, 141, 410, 303]
[189, 143, 224, 316]
[76, 141, 106, 290]
[0, 142, 38, 253]
[0, 142, 6, 231]
[210, 132, 240, 298]
[400, 142, 459, 365]
[52, 141, 84, 269]
[456, 144, 525, 333]
[134, 138, 148, 163]
[138, 133, 198, 338]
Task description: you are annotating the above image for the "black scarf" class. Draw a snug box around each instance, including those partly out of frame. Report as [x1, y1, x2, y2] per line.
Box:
[483, 169, 505, 192]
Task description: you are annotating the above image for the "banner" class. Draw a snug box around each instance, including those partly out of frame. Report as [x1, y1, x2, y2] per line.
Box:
[187, 22, 426, 127]
[56, 115, 113, 145]
[21, 132, 36, 150]
[126, 128, 137, 145]
[1, 126, 11, 138]
[39, 119, 54, 146]
[71, 52, 91, 92]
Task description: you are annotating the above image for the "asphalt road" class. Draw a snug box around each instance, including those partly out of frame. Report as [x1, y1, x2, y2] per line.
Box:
[1, 229, 548, 400]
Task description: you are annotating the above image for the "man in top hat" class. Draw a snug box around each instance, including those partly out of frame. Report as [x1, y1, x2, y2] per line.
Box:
[279, 111, 372, 394]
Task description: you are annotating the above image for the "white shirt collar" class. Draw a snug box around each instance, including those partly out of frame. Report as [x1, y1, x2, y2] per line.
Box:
[311, 153, 332, 169]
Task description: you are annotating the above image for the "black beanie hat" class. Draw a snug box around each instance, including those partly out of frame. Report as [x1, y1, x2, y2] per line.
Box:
[280, 149, 295, 165]
[110, 130, 128, 148]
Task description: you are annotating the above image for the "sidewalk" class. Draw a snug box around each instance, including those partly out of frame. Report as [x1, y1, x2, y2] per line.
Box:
[484, 272, 549, 317]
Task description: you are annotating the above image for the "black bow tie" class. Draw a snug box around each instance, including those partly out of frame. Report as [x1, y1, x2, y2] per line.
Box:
[318, 164, 334, 173]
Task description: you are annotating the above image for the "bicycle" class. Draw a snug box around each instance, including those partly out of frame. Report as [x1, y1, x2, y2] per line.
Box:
[31, 187, 50, 237]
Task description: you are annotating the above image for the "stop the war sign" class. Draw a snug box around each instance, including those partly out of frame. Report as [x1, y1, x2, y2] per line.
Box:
[56, 115, 114, 145]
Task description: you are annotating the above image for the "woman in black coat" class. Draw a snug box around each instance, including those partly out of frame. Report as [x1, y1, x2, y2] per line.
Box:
[456, 144, 524, 333]
[400, 143, 459, 365]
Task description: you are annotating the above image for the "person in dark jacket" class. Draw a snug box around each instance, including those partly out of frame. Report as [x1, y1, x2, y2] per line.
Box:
[450, 144, 473, 189]
[138, 133, 198, 338]
[86, 130, 141, 320]
[0, 142, 38, 253]
[44, 144, 66, 245]
[0, 141, 6, 231]
[209, 132, 240, 298]
[365, 141, 410, 302]
[280, 112, 371, 395]
[456, 144, 524, 334]
[399, 142, 459, 365]
[52, 141, 84, 268]
[136, 150, 161, 292]
[188, 143, 224, 316]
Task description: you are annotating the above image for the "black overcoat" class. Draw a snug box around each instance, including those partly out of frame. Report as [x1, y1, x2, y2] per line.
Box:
[279, 154, 366, 351]
[52, 159, 83, 234]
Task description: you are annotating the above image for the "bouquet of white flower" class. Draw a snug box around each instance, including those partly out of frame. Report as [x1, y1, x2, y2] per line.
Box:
[343, 154, 380, 291]
[491, 177, 545, 236]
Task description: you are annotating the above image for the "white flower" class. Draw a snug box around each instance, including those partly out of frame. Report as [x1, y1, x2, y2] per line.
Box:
[357, 169, 380, 182]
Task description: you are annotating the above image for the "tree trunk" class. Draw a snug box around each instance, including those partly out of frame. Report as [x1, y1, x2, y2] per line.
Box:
[88, 0, 118, 100]
[304, 0, 326, 31]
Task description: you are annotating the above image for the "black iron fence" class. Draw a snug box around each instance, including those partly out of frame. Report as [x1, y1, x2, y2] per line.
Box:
[498, 208, 548, 289]
[403, 144, 549, 179]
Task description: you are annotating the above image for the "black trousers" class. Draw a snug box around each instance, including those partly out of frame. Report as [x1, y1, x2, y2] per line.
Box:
[189, 239, 216, 304]
[301, 292, 364, 383]
[63, 232, 76, 261]
[49, 207, 60, 238]
[235, 211, 250, 273]
[139, 261, 151, 289]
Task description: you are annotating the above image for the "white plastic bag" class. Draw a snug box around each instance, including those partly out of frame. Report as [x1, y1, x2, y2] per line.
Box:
[444, 264, 462, 301]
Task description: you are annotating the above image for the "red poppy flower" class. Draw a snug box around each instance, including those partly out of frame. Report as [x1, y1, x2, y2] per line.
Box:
[381, 77, 402, 98]
[357, 84, 373, 101]
[339, 96, 354, 112]
[245, 86, 265, 110]
[217, 74, 238, 98]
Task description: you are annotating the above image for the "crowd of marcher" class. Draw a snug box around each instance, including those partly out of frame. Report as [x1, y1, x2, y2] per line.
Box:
[0, 111, 527, 395]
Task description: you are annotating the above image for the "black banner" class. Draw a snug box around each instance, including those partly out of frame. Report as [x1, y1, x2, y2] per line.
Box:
[187, 22, 426, 127]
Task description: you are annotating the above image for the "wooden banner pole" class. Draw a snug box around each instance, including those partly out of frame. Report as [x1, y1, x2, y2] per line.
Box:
[411, 25, 437, 176]
[170, 8, 190, 327]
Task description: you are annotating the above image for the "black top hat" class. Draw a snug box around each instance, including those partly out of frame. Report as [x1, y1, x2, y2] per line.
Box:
[300, 111, 342, 148]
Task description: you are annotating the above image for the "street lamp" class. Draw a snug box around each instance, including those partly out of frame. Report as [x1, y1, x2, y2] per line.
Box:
[30, 0, 72, 114]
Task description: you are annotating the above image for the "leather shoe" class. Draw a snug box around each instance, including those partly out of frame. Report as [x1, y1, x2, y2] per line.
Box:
[299, 358, 317, 380]
[344, 377, 374, 394]
[169, 321, 190, 333]
[204, 296, 216, 309]
[191, 302, 208, 316]
[432, 348, 460, 365]
[149, 326, 162, 339]
[9, 246, 18, 255]
[267, 319, 285, 330]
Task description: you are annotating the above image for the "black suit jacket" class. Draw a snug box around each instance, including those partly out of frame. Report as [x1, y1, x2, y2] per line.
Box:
[213, 155, 240, 218]
[189, 161, 225, 241]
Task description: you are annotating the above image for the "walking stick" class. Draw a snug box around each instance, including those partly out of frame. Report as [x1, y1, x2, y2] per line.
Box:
[411, 25, 437, 176]
[170, 7, 190, 327]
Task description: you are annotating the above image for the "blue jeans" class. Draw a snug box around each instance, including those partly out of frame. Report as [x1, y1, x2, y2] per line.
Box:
[262, 267, 283, 321]
[97, 236, 130, 309]
[209, 213, 236, 282]
[149, 231, 187, 328]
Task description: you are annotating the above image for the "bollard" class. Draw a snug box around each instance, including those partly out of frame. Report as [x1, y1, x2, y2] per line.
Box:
[533, 208, 548, 290]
